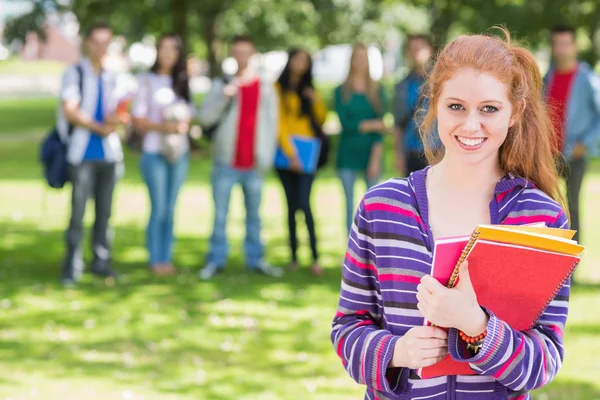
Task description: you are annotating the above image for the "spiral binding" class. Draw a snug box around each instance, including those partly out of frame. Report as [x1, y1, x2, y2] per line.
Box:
[529, 259, 580, 329]
[447, 230, 481, 288]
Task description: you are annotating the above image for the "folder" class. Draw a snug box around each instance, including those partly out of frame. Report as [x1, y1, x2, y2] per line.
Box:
[274, 135, 321, 173]
[418, 224, 583, 379]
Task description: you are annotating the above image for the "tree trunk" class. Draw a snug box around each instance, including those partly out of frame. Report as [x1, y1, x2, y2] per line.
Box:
[203, 16, 221, 77]
[171, 0, 189, 52]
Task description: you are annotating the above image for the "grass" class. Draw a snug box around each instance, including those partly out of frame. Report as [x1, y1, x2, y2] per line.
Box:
[0, 97, 56, 136]
[0, 58, 67, 76]
[0, 97, 599, 400]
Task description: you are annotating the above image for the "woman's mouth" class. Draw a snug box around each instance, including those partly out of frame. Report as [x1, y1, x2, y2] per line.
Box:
[455, 135, 487, 150]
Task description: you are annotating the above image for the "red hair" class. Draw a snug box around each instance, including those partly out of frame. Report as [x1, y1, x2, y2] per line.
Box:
[420, 27, 565, 208]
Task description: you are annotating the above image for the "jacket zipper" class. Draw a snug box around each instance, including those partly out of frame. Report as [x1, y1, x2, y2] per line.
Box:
[447, 375, 456, 400]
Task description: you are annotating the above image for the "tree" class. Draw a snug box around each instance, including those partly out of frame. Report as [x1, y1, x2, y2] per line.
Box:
[3, 0, 61, 44]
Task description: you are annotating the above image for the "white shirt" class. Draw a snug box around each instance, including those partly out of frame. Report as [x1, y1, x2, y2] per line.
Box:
[131, 72, 195, 154]
[57, 58, 126, 165]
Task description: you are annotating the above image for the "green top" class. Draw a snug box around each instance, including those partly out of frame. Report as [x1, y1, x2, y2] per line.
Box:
[334, 85, 386, 170]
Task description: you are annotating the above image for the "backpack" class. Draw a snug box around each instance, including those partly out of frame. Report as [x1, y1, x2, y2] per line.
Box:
[40, 64, 83, 189]
[202, 75, 234, 141]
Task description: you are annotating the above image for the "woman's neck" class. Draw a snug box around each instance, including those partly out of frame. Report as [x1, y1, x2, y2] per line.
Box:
[157, 66, 172, 75]
[289, 73, 301, 88]
[349, 74, 368, 91]
[430, 154, 504, 197]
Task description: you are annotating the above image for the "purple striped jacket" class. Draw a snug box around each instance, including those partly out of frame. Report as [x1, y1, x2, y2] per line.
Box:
[331, 167, 570, 400]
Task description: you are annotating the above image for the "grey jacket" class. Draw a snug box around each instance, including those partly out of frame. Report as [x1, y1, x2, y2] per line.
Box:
[199, 76, 279, 172]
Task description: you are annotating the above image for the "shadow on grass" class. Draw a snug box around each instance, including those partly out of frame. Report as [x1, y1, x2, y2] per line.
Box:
[0, 220, 347, 398]
[2, 222, 599, 399]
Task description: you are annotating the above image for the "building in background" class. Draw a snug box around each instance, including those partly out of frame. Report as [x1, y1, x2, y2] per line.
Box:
[19, 12, 79, 63]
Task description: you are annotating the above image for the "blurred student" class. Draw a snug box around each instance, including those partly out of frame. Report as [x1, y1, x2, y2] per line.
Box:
[198, 35, 282, 280]
[59, 22, 128, 287]
[335, 44, 388, 233]
[132, 33, 194, 276]
[393, 34, 435, 175]
[545, 25, 600, 246]
[275, 49, 328, 276]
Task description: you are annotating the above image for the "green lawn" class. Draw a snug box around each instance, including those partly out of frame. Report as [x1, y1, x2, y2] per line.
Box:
[0, 98, 599, 400]
[0, 58, 66, 76]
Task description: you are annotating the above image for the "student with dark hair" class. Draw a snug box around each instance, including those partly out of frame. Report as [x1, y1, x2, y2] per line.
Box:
[544, 24, 600, 252]
[198, 34, 282, 280]
[58, 21, 128, 286]
[275, 48, 328, 276]
[132, 33, 194, 276]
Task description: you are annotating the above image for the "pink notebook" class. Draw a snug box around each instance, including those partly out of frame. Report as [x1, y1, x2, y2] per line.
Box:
[417, 235, 472, 378]
[417, 222, 548, 378]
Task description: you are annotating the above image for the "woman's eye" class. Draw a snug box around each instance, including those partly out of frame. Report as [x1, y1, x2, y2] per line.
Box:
[448, 104, 463, 111]
[482, 105, 499, 113]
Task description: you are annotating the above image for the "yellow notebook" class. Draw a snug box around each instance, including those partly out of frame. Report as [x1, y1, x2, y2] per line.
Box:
[474, 225, 583, 256]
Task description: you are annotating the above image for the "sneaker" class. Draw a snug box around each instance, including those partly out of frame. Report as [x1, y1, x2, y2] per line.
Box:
[91, 265, 118, 279]
[198, 262, 222, 280]
[61, 277, 77, 288]
[251, 260, 284, 278]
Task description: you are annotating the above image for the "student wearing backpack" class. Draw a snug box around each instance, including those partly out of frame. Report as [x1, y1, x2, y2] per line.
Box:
[198, 34, 281, 280]
[58, 22, 127, 286]
[131, 33, 194, 276]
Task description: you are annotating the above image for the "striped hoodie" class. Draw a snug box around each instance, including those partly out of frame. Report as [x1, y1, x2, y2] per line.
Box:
[331, 167, 570, 400]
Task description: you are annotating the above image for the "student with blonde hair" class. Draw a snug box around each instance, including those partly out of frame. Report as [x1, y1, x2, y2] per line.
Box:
[335, 44, 388, 233]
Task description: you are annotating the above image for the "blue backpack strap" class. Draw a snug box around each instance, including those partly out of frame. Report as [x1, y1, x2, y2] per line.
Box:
[67, 64, 84, 137]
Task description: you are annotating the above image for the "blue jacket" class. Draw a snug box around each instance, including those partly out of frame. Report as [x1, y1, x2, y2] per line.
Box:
[544, 62, 600, 159]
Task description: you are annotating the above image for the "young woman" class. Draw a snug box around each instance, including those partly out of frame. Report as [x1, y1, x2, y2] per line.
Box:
[331, 29, 570, 399]
[275, 49, 328, 276]
[132, 33, 193, 276]
[335, 44, 388, 233]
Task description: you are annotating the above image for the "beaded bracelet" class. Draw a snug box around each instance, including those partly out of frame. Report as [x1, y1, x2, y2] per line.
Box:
[459, 329, 487, 344]
[459, 329, 487, 353]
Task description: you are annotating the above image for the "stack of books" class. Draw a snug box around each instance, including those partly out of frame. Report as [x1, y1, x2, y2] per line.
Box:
[418, 223, 585, 378]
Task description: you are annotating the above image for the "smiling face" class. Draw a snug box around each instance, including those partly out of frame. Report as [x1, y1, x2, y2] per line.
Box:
[436, 68, 516, 166]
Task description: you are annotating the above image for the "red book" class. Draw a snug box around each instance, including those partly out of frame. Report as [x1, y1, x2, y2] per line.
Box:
[419, 238, 580, 379]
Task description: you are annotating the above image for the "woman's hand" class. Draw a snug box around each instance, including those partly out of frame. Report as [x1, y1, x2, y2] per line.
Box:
[359, 119, 387, 134]
[416, 261, 489, 337]
[367, 160, 380, 180]
[175, 122, 190, 134]
[290, 157, 303, 172]
[302, 87, 316, 102]
[160, 121, 181, 133]
[390, 326, 448, 369]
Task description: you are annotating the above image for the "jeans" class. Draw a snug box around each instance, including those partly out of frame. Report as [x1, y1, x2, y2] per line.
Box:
[558, 156, 587, 243]
[207, 164, 264, 268]
[276, 169, 318, 262]
[140, 152, 189, 266]
[338, 168, 380, 233]
[63, 161, 119, 279]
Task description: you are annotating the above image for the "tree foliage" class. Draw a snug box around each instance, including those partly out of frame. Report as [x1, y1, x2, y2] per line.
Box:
[5, 0, 600, 73]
